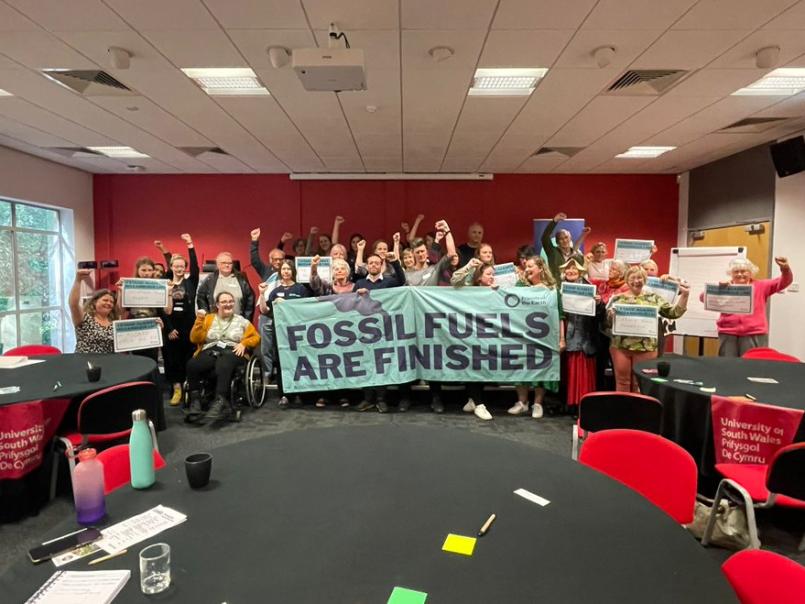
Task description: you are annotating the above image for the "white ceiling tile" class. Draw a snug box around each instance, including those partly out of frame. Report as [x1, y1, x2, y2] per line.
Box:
[554, 29, 663, 69]
[228, 29, 318, 70]
[632, 30, 751, 70]
[664, 69, 766, 97]
[517, 152, 568, 172]
[203, 0, 307, 29]
[103, 0, 221, 31]
[403, 0, 497, 30]
[752, 91, 805, 117]
[582, 0, 697, 30]
[493, 0, 598, 30]
[478, 30, 575, 68]
[708, 29, 805, 69]
[673, 0, 798, 30]
[547, 96, 653, 147]
[764, 0, 805, 29]
[0, 2, 38, 31]
[55, 31, 178, 75]
[0, 114, 74, 147]
[6, 0, 130, 31]
[301, 0, 399, 30]
[142, 29, 245, 68]
[0, 31, 99, 69]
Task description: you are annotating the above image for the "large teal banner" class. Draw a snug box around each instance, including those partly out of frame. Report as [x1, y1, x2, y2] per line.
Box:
[274, 287, 560, 393]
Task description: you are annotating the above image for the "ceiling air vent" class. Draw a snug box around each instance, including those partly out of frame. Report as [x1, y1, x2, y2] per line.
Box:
[719, 117, 789, 134]
[41, 69, 134, 97]
[606, 69, 688, 96]
[180, 147, 230, 158]
[534, 147, 584, 158]
[45, 147, 105, 158]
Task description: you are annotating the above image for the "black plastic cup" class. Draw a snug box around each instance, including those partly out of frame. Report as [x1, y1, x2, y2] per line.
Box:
[185, 453, 212, 489]
[86, 366, 102, 382]
[657, 361, 671, 378]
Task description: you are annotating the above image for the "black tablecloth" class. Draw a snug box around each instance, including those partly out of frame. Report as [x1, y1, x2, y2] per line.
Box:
[0, 353, 162, 524]
[1, 426, 736, 603]
[635, 356, 805, 481]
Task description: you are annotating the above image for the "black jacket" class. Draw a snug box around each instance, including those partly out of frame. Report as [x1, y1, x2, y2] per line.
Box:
[196, 270, 255, 320]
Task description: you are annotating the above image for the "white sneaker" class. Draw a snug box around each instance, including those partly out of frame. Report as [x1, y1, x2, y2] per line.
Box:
[474, 404, 493, 421]
[463, 398, 476, 413]
[507, 401, 529, 416]
[531, 402, 544, 419]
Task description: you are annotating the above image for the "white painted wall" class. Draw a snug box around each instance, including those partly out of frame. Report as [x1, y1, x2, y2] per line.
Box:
[0, 146, 93, 258]
[769, 169, 805, 359]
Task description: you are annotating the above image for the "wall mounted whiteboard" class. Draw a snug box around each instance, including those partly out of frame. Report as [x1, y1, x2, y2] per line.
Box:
[669, 246, 746, 338]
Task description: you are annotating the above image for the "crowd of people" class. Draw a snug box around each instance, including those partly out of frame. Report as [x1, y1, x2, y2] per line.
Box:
[67, 214, 794, 422]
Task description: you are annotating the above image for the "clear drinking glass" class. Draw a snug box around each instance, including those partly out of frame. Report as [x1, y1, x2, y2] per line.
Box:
[139, 543, 171, 594]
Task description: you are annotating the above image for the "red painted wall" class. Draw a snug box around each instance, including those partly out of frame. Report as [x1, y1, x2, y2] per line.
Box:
[93, 173, 678, 289]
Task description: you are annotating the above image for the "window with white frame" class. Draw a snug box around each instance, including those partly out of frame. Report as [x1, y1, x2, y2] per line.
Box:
[0, 198, 75, 353]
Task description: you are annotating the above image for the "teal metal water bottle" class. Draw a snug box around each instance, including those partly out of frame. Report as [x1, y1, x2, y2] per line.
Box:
[129, 409, 155, 489]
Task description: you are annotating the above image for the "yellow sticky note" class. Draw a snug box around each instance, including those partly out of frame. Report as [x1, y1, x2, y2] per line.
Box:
[442, 533, 476, 556]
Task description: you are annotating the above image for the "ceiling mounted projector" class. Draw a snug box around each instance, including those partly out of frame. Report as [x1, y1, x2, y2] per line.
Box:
[292, 47, 366, 91]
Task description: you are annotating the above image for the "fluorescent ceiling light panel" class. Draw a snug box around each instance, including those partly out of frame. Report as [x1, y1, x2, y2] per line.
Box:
[88, 146, 149, 158]
[468, 68, 548, 97]
[732, 68, 805, 96]
[181, 67, 269, 96]
[615, 146, 676, 159]
[0, 89, 12, 96]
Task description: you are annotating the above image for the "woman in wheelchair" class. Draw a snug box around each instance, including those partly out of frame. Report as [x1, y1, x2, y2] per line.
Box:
[186, 291, 260, 420]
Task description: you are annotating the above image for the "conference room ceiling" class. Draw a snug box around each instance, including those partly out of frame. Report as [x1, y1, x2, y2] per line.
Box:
[1, 0, 805, 175]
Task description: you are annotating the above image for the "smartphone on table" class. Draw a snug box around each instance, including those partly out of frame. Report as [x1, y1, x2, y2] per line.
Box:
[28, 527, 102, 563]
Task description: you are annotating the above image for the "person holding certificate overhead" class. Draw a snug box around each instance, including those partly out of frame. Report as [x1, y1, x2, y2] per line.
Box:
[186, 291, 260, 421]
[607, 266, 689, 392]
[705, 256, 793, 357]
[117, 257, 172, 362]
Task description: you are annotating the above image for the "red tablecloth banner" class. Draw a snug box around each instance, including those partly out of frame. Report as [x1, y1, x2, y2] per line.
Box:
[0, 399, 71, 479]
[711, 395, 804, 465]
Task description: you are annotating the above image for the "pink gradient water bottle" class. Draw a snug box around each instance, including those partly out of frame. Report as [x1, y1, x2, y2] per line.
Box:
[72, 448, 106, 525]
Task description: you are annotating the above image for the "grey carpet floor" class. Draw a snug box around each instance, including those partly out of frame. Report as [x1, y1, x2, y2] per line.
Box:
[2, 396, 803, 580]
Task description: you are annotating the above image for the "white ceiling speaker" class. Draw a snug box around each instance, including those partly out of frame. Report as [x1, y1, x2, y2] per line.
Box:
[267, 46, 291, 69]
[108, 47, 131, 70]
[755, 46, 780, 70]
[428, 46, 454, 63]
[592, 46, 616, 69]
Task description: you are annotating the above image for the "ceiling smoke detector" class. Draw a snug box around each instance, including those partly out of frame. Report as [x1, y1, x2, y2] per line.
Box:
[428, 46, 454, 63]
[592, 46, 615, 69]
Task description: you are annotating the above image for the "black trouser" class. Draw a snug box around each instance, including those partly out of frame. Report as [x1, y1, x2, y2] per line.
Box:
[162, 326, 193, 384]
[398, 381, 442, 402]
[186, 349, 246, 398]
[466, 382, 484, 403]
[363, 386, 387, 403]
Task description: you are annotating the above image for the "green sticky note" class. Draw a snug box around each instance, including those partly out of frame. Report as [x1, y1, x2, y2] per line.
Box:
[387, 586, 428, 604]
[442, 533, 476, 556]
[651, 377, 668, 383]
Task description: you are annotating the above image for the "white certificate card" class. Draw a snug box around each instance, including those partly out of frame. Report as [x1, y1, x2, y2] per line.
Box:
[261, 273, 279, 303]
[113, 318, 163, 352]
[704, 284, 753, 314]
[644, 276, 679, 305]
[560, 282, 596, 316]
[614, 239, 654, 264]
[493, 262, 518, 287]
[612, 304, 659, 338]
[120, 278, 168, 308]
[295, 257, 331, 284]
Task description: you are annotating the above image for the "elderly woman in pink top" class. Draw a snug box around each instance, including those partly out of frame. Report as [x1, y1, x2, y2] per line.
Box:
[706, 256, 793, 357]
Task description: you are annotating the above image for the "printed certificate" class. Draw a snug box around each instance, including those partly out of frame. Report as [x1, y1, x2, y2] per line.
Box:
[113, 318, 163, 352]
[612, 304, 659, 339]
[493, 262, 519, 287]
[614, 239, 654, 264]
[295, 257, 331, 284]
[261, 273, 279, 303]
[120, 278, 168, 308]
[644, 276, 679, 305]
[560, 282, 596, 316]
[703, 283, 753, 314]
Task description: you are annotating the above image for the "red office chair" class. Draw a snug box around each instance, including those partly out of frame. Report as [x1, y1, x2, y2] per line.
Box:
[703, 442, 805, 550]
[96, 444, 166, 494]
[4, 345, 61, 356]
[742, 347, 801, 362]
[722, 549, 805, 604]
[579, 429, 697, 524]
[57, 381, 161, 476]
[571, 391, 663, 460]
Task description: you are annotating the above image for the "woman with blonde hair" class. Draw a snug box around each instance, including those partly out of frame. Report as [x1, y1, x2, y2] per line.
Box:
[69, 269, 120, 354]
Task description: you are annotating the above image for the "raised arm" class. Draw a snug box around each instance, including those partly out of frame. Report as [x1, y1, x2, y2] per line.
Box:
[392, 232, 401, 262]
[331, 216, 344, 246]
[257, 282, 269, 315]
[435, 219, 456, 258]
[542, 212, 565, 251]
[68, 269, 93, 327]
[305, 226, 319, 255]
[574, 226, 591, 254]
[355, 238, 366, 268]
[182, 234, 200, 280]
[249, 228, 270, 278]
[386, 252, 406, 286]
[407, 214, 425, 243]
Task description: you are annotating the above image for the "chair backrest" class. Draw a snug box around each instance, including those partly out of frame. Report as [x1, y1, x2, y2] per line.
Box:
[4, 344, 61, 356]
[579, 429, 697, 524]
[742, 347, 801, 362]
[722, 549, 805, 604]
[767, 442, 805, 501]
[578, 391, 663, 435]
[77, 381, 160, 436]
[95, 444, 166, 495]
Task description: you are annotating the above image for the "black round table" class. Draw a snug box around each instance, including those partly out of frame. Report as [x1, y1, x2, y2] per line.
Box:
[635, 356, 805, 482]
[1, 425, 736, 603]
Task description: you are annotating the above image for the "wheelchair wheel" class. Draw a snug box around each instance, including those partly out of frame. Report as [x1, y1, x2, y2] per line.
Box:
[246, 356, 267, 409]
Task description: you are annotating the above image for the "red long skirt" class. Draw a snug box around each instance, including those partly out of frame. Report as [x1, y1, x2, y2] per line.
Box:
[564, 351, 596, 407]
